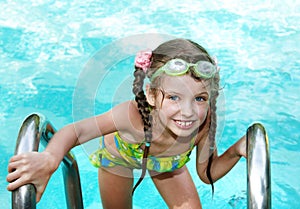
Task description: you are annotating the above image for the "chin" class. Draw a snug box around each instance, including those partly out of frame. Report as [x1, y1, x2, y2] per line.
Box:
[170, 127, 198, 138]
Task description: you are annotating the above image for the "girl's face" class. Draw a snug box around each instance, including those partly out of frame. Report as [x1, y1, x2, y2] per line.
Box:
[148, 74, 211, 137]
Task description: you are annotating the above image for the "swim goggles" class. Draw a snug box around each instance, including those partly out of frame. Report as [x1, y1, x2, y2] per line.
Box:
[150, 58, 217, 81]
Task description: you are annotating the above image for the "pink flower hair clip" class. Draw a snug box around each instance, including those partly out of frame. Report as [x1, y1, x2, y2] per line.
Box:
[134, 49, 152, 73]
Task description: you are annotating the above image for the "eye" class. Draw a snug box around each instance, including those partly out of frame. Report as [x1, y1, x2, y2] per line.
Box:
[195, 96, 206, 102]
[168, 95, 180, 101]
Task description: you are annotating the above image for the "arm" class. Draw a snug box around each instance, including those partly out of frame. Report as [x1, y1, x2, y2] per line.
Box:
[44, 109, 117, 167]
[196, 135, 246, 184]
[6, 110, 115, 202]
[6, 101, 135, 201]
[45, 100, 139, 165]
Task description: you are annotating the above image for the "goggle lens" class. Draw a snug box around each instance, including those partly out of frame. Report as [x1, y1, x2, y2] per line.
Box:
[151, 58, 217, 81]
[194, 61, 216, 78]
[166, 59, 188, 75]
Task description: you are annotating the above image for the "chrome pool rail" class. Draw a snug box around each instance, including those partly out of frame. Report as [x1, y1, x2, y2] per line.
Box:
[12, 113, 83, 209]
[247, 123, 271, 209]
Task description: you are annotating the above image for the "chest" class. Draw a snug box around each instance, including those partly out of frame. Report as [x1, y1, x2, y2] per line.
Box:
[148, 135, 196, 157]
[118, 126, 198, 157]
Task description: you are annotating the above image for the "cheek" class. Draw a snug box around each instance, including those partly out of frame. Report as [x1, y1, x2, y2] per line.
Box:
[158, 105, 176, 118]
[156, 103, 180, 123]
[159, 98, 180, 112]
[198, 105, 209, 124]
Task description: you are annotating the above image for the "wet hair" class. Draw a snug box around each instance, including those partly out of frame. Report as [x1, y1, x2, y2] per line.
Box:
[132, 38, 220, 194]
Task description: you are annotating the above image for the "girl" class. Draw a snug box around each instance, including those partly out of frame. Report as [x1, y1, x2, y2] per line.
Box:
[7, 38, 246, 209]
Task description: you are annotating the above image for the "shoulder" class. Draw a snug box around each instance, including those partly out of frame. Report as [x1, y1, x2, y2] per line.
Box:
[111, 100, 140, 120]
[111, 100, 144, 134]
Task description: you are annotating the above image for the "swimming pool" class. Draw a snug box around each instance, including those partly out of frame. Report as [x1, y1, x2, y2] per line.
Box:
[1, 0, 299, 208]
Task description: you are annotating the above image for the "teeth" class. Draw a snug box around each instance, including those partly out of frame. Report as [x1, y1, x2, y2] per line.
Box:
[175, 120, 193, 127]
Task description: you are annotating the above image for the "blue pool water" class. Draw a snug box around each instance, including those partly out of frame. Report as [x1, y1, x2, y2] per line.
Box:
[1, 0, 300, 208]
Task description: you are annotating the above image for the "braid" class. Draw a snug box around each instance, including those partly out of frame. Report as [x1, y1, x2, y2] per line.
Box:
[206, 74, 220, 195]
[132, 66, 153, 194]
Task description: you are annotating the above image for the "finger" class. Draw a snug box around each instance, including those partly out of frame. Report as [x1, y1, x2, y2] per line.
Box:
[35, 183, 47, 203]
[7, 176, 29, 191]
[9, 154, 25, 163]
[8, 154, 33, 173]
[9, 152, 35, 163]
[7, 179, 42, 203]
[7, 160, 22, 173]
[36, 189, 44, 203]
[6, 168, 21, 183]
[36, 194, 41, 203]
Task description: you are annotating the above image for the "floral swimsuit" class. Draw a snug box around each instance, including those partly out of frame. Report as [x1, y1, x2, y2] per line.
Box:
[89, 132, 196, 172]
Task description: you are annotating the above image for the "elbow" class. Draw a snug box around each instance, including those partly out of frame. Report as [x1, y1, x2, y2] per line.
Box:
[197, 169, 212, 184]
[197, 169, 216, 194]
[201, 178, 212, 185]
[199, 175, 214, 185]
[197, 168, 218, 185]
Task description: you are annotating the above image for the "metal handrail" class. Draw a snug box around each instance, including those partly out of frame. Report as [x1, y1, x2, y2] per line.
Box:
[247, 123, 271, 209]
[12, 113, 83, 209]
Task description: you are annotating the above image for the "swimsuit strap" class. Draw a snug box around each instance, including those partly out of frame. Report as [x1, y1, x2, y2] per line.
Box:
[189, 135, 197, 149]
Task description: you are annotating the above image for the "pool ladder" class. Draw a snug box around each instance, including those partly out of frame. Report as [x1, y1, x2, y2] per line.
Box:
[12, 113, 83, 209]
[246, 123, 271, 209]
[11, 114, 271, 209]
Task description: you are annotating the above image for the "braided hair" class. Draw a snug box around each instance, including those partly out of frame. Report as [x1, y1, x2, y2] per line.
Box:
[131, 66, 153, 194]
[132, 38, 220, 194]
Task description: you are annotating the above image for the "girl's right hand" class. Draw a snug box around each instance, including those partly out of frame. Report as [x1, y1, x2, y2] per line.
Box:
[6, 151, 59, 202]
[234, 135, 247, 158]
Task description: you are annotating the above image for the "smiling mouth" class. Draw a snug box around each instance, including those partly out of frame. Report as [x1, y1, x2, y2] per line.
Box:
[174, 120, 194, 129]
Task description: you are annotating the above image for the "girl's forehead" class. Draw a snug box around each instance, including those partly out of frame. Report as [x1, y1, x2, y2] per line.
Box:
[160, 75, 211, 93]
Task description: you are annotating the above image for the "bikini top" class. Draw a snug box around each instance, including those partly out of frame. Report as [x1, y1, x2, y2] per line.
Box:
[114, 132, 197, 172]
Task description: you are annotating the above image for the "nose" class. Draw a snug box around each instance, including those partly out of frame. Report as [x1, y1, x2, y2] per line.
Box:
[180, 101, 194, 118]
